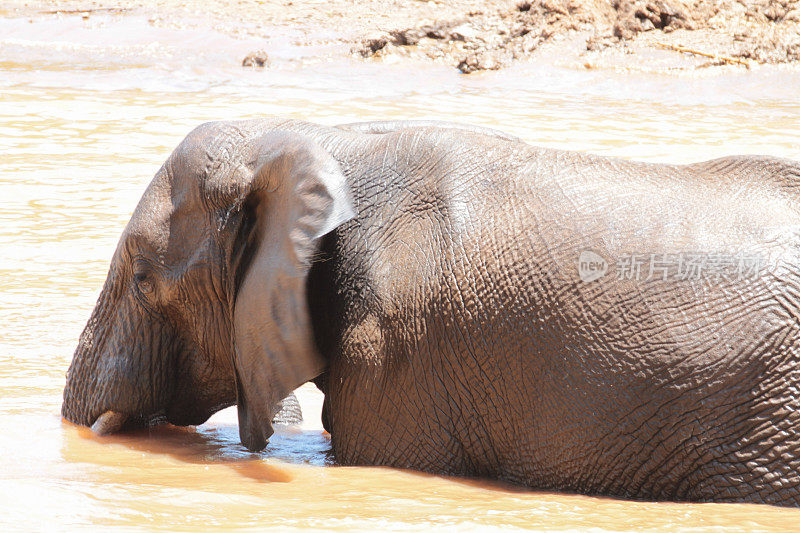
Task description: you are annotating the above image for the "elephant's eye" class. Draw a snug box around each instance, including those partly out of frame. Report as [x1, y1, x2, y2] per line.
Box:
[134, 271, 154, 295]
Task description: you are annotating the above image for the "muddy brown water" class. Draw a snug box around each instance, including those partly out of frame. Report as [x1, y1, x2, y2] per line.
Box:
[1, 14, 800, 531]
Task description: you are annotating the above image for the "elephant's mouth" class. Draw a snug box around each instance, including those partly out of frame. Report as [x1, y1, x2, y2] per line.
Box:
[90, 410, 167, 436]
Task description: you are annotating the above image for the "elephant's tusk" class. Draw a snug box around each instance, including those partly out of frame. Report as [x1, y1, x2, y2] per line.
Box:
[90, 410, 127, 435]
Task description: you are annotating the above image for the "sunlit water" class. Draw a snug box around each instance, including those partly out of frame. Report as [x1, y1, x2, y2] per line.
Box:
[2, 13, 800, 531]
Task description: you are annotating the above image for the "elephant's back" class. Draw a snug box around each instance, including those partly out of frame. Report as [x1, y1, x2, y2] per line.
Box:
[331, 132, 800, 500]
[335, 129, 800, 357]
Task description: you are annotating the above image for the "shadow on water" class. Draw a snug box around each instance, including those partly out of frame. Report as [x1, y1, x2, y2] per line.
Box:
[61, 414, 560, 496]
[61, 418, 332, 483]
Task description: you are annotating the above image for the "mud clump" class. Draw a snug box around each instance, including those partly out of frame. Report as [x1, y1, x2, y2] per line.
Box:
[457, 49, 506, 74]
[359, 22, 464, 57]
[242, 50, 269, 67]
[356, 0, 800, 73]
[611, 0, 695, 40]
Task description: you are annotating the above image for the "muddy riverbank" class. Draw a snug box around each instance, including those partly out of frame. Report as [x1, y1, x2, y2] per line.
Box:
[4, 0, 800, 73]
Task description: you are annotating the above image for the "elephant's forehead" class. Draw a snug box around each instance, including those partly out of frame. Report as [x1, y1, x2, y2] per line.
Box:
[124, 169, 175, 252]
[123, 171, 216, 270]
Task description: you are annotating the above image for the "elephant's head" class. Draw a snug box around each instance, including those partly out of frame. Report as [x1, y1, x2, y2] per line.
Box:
[62, 121, 354, 450]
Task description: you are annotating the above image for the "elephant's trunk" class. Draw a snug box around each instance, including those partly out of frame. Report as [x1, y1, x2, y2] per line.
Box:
[62, 287, 115, 427]
[62, 271, 149, 432]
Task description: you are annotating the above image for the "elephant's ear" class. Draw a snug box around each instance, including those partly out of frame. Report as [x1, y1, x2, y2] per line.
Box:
[231, 131, 354, 451]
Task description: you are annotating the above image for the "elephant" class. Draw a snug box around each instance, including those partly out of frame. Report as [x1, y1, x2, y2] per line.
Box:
[62, 117, 800, 507]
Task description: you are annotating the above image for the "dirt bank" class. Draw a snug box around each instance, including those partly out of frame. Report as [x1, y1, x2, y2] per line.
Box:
[4, 0, 800, 73]
[358, 0, 800, 72]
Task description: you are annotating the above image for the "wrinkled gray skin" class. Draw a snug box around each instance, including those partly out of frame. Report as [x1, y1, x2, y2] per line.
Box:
[63, 118, 800, 506]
